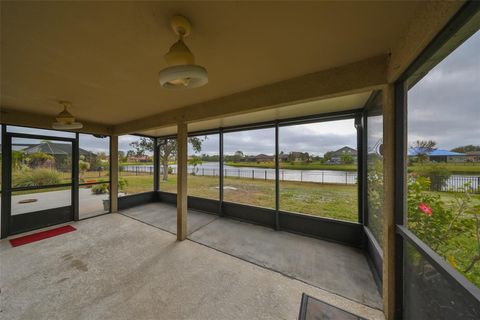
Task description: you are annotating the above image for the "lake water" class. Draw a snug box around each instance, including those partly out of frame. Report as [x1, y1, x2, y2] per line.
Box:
[122, 162, 480, 191]
[125, 162, 358, 185]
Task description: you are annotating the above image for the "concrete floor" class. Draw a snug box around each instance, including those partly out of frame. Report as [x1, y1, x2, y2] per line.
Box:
[121, 202, 382, 310]
[4, 188, 108, 219]
[121, 202, 218, 235]
[0, 214, 385, 320]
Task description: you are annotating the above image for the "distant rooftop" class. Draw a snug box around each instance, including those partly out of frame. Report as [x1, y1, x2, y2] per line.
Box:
[408, 148, 464, 157]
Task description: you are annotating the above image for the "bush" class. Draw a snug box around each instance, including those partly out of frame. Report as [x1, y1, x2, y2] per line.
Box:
[79, 160, 90, 175]
[26, 152, 55, 168]
[91, 183, 108, 194]
[13, 168, 61, 187]
[118, 177, 128, 191]
[407, 175, 479, 283]
[411, 164, 451, 191]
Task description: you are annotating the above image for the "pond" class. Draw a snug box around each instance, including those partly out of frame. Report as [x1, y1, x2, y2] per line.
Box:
[122, 162, 480, 191]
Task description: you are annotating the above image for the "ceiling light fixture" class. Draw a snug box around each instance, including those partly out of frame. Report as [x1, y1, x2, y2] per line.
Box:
[52, 101, 83, 130]
[159, 15, 208, 89]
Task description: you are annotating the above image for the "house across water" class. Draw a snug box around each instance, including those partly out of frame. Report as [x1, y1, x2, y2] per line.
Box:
[408, 148, 466, 163]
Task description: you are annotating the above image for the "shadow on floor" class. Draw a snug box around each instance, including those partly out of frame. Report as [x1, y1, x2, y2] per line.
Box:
[120, 202, 218, 235]
[120, 202, 382, 310]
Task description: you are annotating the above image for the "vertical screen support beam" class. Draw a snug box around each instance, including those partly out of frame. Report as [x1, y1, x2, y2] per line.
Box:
[394, 80, 407, 320]
[382, 84, 396, 320]
[1, 125, 9, 238]
[72, 133, 79, 221]
[177, 121, 188, 240]
[275, 122, 280, 230]
[219, 129, 224, 216]
[110, 135, 119, 213]
[355, 114, 364, 225]
[154, 137, 160, 192]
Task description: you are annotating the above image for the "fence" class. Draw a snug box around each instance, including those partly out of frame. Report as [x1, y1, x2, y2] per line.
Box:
[120, 165, 154, 176]
[429, 175, 480, 193]
[157, 166, 358, 185]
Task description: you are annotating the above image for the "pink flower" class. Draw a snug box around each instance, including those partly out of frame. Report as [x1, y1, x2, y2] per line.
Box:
[418, 202, 432, 216]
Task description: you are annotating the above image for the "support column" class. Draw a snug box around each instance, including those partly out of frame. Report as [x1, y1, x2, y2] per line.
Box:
[177, 121, 188, 240]
[382, 84, 395, 320]
[110, 135, 119, 213]
[274, 122, 280, 230]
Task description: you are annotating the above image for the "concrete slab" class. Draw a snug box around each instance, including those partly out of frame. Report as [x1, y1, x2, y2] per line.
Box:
[3, 188, 109, 219]
[189, 218, 383, 310]
[118, 203, 382, 310]
[0, 214, 384, 320]
[120, 202, 218, 235]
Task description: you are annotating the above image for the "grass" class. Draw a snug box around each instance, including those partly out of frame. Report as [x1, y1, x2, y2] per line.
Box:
[119, 172, 154, 195]
[408, 163, 480, 174]
[157, 174, 358, 222]
[430, 190, 480, 208]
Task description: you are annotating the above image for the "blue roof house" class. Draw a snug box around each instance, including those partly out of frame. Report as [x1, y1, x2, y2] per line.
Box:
[408, 148, 466, 163]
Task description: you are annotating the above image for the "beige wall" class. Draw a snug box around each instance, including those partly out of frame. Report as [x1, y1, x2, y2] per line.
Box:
[114, 55, 388, 135]
[387, 1, 464, 82]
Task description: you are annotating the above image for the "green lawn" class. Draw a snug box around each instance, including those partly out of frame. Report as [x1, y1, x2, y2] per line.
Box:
[408, 163, 480, 174]
[157, 174, 358, 222]
[120, 173, 154, 194]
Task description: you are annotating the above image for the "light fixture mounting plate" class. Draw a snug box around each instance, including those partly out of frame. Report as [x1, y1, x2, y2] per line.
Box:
[171, 15, 191, 37]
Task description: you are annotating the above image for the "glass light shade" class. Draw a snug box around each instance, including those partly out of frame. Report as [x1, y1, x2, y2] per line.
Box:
[159, 64, 208, 89]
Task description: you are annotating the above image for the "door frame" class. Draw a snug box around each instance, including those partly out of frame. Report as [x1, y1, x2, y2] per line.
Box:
[1, 131, 78, 236]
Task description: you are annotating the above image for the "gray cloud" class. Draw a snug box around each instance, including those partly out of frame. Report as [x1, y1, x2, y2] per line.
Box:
[408, 30, 480, 150]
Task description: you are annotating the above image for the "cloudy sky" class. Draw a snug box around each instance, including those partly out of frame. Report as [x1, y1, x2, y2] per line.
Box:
[193, 29, 480, 156]
[187, 119, 357, 157]
[408, 29, 480, 150]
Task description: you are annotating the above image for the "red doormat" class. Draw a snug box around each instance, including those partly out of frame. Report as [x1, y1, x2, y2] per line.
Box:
[9, 225, 76, 247]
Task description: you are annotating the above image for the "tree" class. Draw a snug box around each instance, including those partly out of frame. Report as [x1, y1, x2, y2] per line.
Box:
[26, 152, 55, 169]
[300, 152, 311, 163]
[451, 145, 480, 153]
[130, 137, 204, 181]
[412, 140, 437, 163]
[188, 156, 202, 175]
[79, 160, 90, 178]
[233, 150, 244, 162]
[323, 151, 334, 162]
[341, 154, 354, 165]
[118, 151, 127, 163]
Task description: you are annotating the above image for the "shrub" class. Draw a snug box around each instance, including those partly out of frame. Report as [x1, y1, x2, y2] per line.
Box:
[118, 177, 128, 191]
[26, 152, 55, 168]
[79, 160, 90, 175]
[13, 168, 61, 187]
[411, 164, 451, 191]
[407, 175, 479, 282]
[91, 183, 108, 194]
